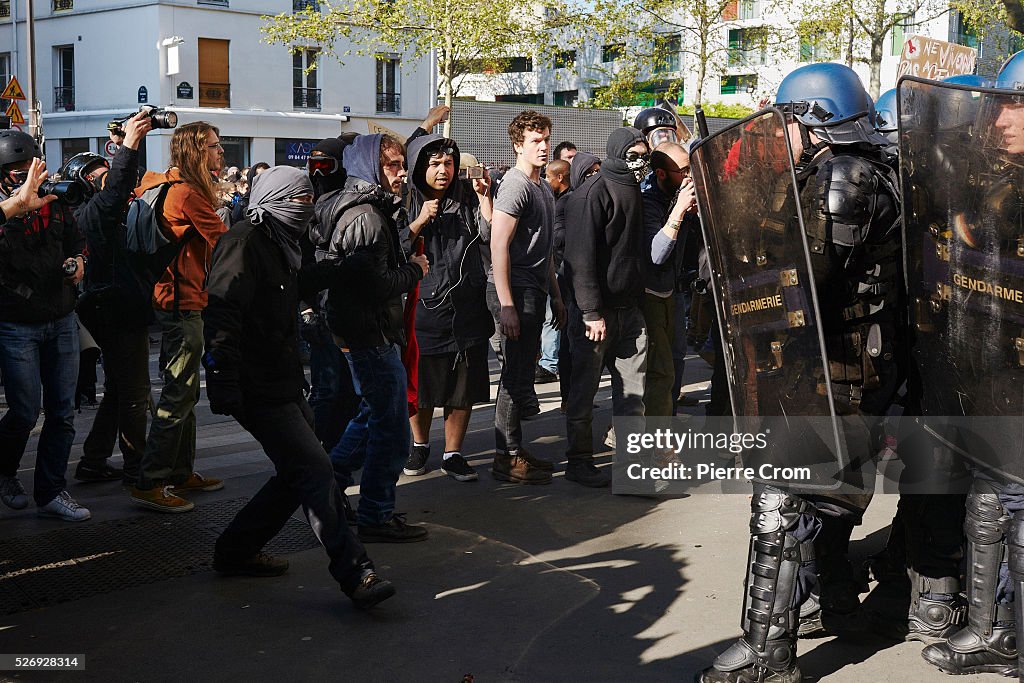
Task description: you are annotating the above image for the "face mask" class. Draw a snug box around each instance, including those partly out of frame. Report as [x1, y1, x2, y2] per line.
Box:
[624, 151, 651, 183]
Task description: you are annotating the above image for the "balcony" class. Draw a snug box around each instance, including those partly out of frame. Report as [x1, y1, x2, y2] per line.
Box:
[0, 1, 10, 18]
[293, 87, 321, 111]
[199, 82, 230, 108]
[376, 92, 400, 114]
[54, 86, 74, 111]
[293, 0, 319, 10]
[52, 0, 73, 11]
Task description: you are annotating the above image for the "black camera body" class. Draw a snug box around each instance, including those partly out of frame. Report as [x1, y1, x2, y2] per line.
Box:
[39, 180, 82, 205]
[108, 105, 178, 137]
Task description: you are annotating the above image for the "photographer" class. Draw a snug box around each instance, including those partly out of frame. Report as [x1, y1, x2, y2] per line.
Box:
[67, 111, 153, 485]
[0, 132, 90, 522]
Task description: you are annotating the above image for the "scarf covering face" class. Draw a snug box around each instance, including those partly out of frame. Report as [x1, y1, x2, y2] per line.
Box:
[246, 165, 315, 270]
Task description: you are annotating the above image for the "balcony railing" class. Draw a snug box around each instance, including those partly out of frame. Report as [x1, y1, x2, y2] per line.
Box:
[54, 86, 74, 111]
[376, 92, 400, 114]
[0, 1, 11, 18]
[293, 0, 319, 10]
[293, 87, 321, 111]
[197, 0, 228, 5]
[199, 82, 230, 108]
[52, 0, 73, 10]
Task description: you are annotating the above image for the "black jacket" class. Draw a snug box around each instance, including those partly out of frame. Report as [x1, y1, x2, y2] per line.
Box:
[75, 146, 152, 330]
[563, 167, 645, 320]
[403, 133, 493, 354]
[315, 176, 422, 350]
[0, 196, 83, 323]
[204, 219, 350, 403]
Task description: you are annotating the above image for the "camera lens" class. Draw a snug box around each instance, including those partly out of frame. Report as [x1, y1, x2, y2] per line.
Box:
[39, 180, 83, 205]
[151, 111, 178, 129]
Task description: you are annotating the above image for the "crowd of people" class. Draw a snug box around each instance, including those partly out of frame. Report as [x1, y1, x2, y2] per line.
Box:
[4, 47, 1024, 681]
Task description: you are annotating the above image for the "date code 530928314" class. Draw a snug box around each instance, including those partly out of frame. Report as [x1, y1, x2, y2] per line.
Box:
[0, 655, 85, 670]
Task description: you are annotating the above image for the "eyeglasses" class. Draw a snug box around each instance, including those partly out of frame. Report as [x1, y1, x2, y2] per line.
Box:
[307, 155, 339, 177]
[207, 142, 224, 150]
[668, 166, 691, 178]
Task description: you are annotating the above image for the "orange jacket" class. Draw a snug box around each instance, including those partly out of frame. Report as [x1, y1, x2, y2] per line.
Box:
[135, 168, 228, 311]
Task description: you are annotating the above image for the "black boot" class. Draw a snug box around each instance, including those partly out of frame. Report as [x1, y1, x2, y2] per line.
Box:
[920, 625, 1017, 676]
[698, 488, 812, 683]
[904, 573, 966, 644]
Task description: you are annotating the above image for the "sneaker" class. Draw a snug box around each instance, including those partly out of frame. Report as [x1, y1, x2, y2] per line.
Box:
[37, 491, 91, 522]
[491, 451, 552, 484]
[170, 472, 224, 493]
[565, 462, 611, 488]
[518, 447, 554, 471]
[213, 551, 289, 577]
[441, 453, 478, 482]
[75, 461, 123, 483]
[403, 445, 430, 476]
[534, 366, 558, 383]
[358, 514, 429, 543]
[131, 485, 195, 513]
[344, 569, 396, 610]
[0, 476, 29, 510]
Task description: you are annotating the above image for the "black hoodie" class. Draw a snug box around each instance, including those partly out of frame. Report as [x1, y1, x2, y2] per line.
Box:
[403, 134, 493, 354]
[563, 129, 647, 320]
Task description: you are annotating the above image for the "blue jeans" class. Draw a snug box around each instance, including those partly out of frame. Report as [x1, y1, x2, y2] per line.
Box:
[328, 344, 409, 527]
[0, 313, 79, 506]
[308, 340, 359, 451]
[539, 296, 560, 374]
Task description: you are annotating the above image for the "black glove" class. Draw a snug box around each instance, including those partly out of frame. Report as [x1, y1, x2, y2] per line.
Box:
[299, 309, 329, 345]
[202, 352, 245, 421]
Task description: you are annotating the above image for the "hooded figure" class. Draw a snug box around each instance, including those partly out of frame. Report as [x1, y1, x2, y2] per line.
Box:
[569, 152, 601, 191]
[245, 166, 315, 270]
[402, 134, 493, 356]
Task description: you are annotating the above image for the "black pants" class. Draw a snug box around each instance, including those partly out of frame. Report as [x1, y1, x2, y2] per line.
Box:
[81, 325, 151, 483]
[217, 399, 370, 591]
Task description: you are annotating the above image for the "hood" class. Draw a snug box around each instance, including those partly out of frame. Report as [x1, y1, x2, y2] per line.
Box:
[407, 133, 461, 197]
[342, 133, 384, 186]
[603, 126, 648, 186]
[569, 152, 600, 190]
[310, 136, 351, 198]
[314, 175, 400, 231]
[135, 168, 182, 195]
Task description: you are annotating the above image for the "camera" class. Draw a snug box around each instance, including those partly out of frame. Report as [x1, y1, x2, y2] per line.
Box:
[108, 105, 178, 137]
[467, 166, 485, 180]
[39, 180, 83, 205]
[61, 258, 78, 277]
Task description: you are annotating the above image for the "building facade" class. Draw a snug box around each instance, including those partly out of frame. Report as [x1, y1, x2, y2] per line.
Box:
[0, 0, 432, 170]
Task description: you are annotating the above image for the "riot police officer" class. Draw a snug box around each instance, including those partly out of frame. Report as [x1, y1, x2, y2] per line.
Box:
[910, 51, 1024, 679]
[633, 105, 690, 149]
[696, 62, 902, 683]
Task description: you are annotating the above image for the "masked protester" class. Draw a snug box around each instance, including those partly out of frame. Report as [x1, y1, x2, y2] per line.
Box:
[0, 132, 90, 522]
[202, 165, 395, 609]
[561, 126, 651, 488]
[65, 111, 154, 486]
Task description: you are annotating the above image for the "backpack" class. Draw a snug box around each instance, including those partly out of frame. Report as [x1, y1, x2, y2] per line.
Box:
[124, 182, 197, 311]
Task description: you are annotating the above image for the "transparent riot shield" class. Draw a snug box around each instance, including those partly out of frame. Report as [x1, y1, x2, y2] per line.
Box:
[691, 108, 847, 490]
[898, 77, 1024, 484]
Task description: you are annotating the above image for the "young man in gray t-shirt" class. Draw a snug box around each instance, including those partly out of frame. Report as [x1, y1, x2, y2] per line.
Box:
[486, 111, 566, 484]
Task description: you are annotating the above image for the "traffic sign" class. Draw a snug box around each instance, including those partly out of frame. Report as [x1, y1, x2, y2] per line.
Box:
[104, 140, 119, 157]
[5, 101, 25, 125]
[1, 77, 26, 101]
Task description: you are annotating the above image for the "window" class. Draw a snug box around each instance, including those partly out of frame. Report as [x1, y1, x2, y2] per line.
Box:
[52, 0, 73, 11]
[0, 53, 9, 109]
[721, 74, 757, 95]
[219, 136, 249, 169]
[951, 10, 979, 49]
[602, 44, 625, 63]
[198, 38, 230, 108]
[728, 28, 765, 67]
[53, 45, 74, 111]
[504, 57, 533, 73]
[496, 93, 543, 104]
[656, 34, 682, 73]
[293, 0, 319, 10]
[376, 56, 401, 114]
[293, 49, 320, 110]
[738, 0, 759, 20]
[59, 138, 88, 165]
[891, 13, 915, 56]
[0, 1, 10, 19]
[553, 50, 576, 70]
[554, 89, 578, 106]
[800, 37, 835, 62]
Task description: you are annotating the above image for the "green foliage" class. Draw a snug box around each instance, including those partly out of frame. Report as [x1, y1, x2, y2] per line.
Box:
[676, 101, 755, 118]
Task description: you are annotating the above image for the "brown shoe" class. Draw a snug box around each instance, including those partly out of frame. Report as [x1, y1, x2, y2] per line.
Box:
[518, 447, 554, 471]
[131, 486, 195, 513]
[170, 472, 225, 493]
[492, 451, 552, 484]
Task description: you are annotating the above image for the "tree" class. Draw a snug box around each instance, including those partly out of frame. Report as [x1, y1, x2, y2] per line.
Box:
[261, 0, 550, 135]
[793, 0, 949, 98]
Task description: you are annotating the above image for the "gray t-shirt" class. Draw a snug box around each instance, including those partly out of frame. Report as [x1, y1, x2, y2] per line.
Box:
[489, 167, 554, 293]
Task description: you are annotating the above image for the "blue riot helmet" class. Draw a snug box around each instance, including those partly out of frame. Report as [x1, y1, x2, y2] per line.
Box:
[774, 62, 886, 148]
[997, 49, 1024, 90]
[875, 89, 897, 134]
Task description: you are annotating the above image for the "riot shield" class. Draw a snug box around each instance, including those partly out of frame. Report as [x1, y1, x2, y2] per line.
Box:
[691, 108, 848, 490]
[898, 76, 1024, 484]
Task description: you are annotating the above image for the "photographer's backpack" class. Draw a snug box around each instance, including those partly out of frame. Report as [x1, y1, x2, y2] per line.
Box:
[124, 181, 196, 311]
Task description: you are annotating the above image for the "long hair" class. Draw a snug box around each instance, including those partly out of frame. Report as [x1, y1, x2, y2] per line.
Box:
[169, 121, 219, 207]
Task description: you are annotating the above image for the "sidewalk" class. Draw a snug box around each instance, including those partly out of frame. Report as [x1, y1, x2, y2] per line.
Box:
[0, 356, 997, 682]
